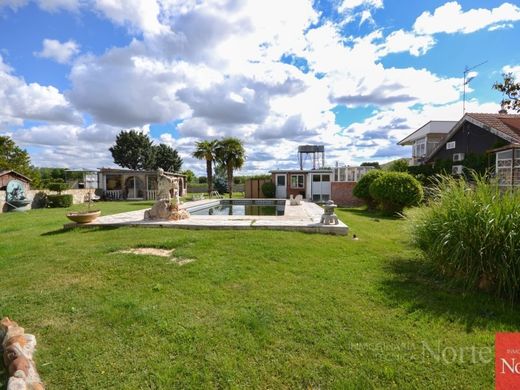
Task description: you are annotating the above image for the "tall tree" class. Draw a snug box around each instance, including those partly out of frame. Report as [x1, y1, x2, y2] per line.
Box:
[109, 130, 156, 170]
[493, 72, 520, 113]
[153, 144, 183, 172]
[192, 140, 217, 196]
[0, 136, 32, 176]
[215, 137, 246, 198]
[182, 169, 196, 183]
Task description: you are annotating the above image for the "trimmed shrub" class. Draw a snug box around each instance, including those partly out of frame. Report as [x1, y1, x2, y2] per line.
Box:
[261, 181, 275, 198]
[47, 194, 73, 208]
[387, 158, 409, 172]
[47, 182, 70, 194]
[352, 169, 385, 209]
[410, 174, 520, 302]
[369, 172, 423, 215]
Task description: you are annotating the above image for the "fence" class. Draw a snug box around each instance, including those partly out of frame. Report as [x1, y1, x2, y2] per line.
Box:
[245, 179, 271, 198]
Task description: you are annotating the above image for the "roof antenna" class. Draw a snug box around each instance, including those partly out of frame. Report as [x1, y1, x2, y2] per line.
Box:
[463, 60, 488, 115]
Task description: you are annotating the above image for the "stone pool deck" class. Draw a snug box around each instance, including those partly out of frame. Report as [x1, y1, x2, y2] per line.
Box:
[64, 199, 349, 235]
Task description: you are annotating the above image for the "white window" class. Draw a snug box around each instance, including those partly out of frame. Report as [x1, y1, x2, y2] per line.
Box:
[414, 140, 426, 157]
[446, 141, 456, 150]
[290, 174, 304, 188]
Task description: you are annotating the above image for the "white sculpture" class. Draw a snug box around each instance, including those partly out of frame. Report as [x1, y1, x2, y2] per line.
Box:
[144, 168, 189, 221]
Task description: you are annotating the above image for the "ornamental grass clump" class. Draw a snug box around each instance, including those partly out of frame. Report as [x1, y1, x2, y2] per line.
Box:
[410, 174, 520, 302]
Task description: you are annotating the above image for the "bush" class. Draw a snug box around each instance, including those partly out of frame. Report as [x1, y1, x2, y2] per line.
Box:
[369, 172, 423, 214]
[47, 194, 73, 208]
[410, 174, 520, 302]
[352, 170, 385, 209]
[387, 158, 409, 172]
[47, 182, 70, 194]
[261, 181, 275, 198]
[213, 176, 227, 194]
[32, 191, 48, 208]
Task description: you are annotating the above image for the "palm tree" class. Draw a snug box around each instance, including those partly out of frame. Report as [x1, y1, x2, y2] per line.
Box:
[192, 140, 217, 196]
[215, 137, 246, 198]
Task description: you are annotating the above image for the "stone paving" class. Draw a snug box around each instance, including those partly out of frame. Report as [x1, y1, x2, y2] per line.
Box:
[65, 199, 349, 235]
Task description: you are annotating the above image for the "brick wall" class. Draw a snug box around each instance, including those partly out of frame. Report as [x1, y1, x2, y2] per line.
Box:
[331, 182, 365, 207]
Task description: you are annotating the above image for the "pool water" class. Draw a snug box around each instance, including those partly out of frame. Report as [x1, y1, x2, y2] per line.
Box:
[190, 203, 285, 216]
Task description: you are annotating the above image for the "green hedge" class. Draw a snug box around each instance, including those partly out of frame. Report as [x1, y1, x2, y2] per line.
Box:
[47, 194, 73, 208]
[369, 172, 423, 215]
[352, 170, 385, 208]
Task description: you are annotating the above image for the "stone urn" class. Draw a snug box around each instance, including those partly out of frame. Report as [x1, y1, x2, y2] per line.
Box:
[66, 210, 101, 224]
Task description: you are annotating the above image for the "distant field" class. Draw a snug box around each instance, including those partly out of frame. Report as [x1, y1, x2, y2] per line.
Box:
[0, 201, 516, 388]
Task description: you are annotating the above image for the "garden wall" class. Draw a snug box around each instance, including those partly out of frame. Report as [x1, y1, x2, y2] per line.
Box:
[331, 182, 364, 207]
[0, 191, 5, 213]
[0, 188, 92, 213]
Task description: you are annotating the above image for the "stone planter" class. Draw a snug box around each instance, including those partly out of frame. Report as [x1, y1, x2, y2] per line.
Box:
[66, 210, 101, 224]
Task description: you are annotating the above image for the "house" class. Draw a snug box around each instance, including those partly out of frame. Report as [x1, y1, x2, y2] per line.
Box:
[425, 113, 520, 173]
[65, 169, 98, 189]
[270, 165, 374, 205]
[397, 121, 457, 166]
[98, 168, 187, 200]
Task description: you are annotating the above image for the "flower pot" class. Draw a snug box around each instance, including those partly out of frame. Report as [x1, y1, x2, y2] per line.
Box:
[66, 210, 101, 224]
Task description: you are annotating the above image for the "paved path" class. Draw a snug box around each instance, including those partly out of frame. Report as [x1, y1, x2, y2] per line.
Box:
[65, 199, 348, 235]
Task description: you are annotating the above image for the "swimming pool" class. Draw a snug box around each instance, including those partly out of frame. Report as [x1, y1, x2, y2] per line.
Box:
[188, 199, 285, 216]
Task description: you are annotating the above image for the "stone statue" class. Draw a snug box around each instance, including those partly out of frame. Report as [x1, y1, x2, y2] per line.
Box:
[144, 168, 189, 221]
[157, 168, 173, 201]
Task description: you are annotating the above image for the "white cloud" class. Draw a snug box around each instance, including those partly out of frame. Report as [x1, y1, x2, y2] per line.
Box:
[34, 39, 80, 63]
[0, 56, 82, 126]
[93, 0, 166, 35]
[414, 2, 520, 35]
[0, 0, 79, 11]
[3, 0, 513, 172]
[37, 0, 79, 12]
[488, 23, 514, 31]
[503, 65, 520, 78]
[380, 29, 436, 57]
[338, 0, 383, 13]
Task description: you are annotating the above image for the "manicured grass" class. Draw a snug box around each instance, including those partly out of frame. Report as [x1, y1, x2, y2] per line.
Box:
[0, 202, 518, 388]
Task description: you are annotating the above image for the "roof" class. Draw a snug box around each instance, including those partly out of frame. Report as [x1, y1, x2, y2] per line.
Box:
[425, 113, 520, 162]
[98, 167, 186, 177]
[398, 121, 457, 145]
[488, 143, 520, 153]
[465, 113, 520, 141]
[0, 170, 32, 182]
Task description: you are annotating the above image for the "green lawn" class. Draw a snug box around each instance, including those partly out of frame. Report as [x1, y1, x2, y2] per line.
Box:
[0, 202, 517, 388]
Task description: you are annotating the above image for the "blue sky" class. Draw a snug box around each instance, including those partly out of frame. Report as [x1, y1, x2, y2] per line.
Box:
[0, 0, 519, 173]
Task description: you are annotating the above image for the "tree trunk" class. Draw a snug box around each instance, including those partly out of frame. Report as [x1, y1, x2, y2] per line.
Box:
[206, 160, 213, 196]
[227, 166, 233, 198]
